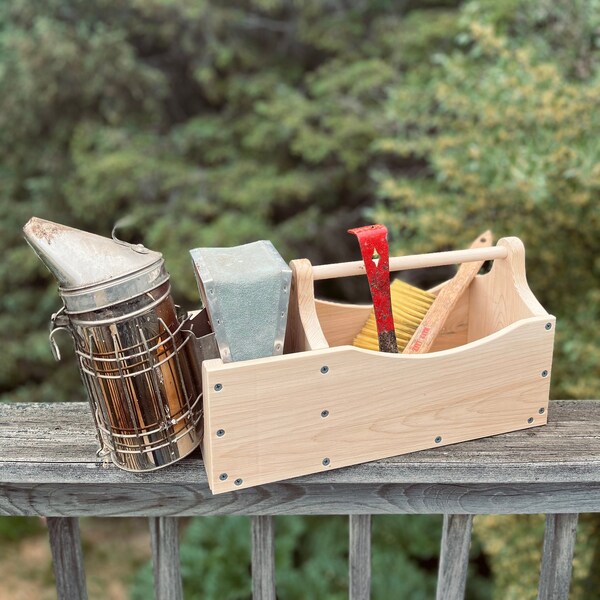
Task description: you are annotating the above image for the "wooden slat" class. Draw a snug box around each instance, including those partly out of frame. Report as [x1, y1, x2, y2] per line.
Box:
[252, 515, 276, 600]
[1, 401, 600, 517]
[3, 482, 600, 517]
[436, 514, 473, 600]
[2, 401, 599, 486]
[537, 513, 579, 600]
[149, 517, 183, 600]
[47, 517, 88, 600]
[349, 514, 371, 600]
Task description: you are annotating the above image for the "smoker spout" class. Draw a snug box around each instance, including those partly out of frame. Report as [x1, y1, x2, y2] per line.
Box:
[23, 217, 165, 298]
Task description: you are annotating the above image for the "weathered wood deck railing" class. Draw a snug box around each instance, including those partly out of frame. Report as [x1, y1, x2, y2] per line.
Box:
[1, 400, 599, 599]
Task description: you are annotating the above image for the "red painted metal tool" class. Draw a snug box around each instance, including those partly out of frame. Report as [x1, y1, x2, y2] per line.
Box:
[348, 224, 398, 353]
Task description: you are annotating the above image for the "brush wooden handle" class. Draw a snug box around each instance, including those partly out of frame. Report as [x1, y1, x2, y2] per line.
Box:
[311, 244, 507, 281]
[403, 231, 493, 354]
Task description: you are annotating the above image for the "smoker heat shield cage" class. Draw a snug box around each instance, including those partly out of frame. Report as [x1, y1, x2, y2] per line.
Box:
[200, 237, 555, 494]
[24, 218, 205, 472]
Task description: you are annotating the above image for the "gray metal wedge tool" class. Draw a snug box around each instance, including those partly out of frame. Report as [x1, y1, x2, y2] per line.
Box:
[190, 240, 292, 362]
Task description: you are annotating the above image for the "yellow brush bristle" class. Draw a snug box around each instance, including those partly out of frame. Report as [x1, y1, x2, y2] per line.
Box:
[352, 279, 435, 352]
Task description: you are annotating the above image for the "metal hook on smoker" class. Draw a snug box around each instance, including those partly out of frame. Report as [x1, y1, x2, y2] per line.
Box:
[111, 216, 150, 255]
[49, 306, 72, 361]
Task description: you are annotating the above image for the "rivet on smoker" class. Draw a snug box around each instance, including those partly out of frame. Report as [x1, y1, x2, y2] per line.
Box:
[320, 366, 329, 374]
[214, 383, 223, 391]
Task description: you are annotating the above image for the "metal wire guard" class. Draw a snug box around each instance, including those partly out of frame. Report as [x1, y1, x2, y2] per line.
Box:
[73, 307, 203, 470]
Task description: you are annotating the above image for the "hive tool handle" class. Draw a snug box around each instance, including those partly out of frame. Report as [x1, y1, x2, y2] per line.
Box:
[348, 224, 398, 354]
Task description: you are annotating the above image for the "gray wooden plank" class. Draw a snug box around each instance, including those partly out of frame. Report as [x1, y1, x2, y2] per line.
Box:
[3, 482, 598, 517]
[47, 516, 88, 600]
[436, 514, 473, 600]
[251, 515, 276, 600]
[537, 513, 579, 600]
[149, 516, 183, 600]
[349, 514, 371, 600]
[2, 401, 600, 486]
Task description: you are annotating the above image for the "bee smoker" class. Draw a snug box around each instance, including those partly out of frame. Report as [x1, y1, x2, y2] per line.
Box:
[23, 217, 205, 472]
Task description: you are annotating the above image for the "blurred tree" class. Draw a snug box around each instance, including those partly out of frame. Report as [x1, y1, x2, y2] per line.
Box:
[1, 0, 598, 598]
[373, 0, 600, 400]
[372, 1, 599, 598]
[1, 0, 462, 403]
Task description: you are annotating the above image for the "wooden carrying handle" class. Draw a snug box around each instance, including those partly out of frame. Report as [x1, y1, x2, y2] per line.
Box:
[311, 245, 508, 281]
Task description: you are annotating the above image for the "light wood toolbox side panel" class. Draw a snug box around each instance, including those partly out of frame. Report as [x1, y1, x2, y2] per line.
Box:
[468, 237, 549, 342]
[202, 316, 555, 494]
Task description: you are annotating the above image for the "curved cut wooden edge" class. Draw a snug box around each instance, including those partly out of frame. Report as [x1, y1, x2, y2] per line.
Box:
[289, 237, 552, 351]
[496, 237, 549, 316]
[468, 237, 551, 343]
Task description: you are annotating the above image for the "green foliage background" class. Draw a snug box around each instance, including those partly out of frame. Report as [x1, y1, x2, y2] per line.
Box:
[0, 0, 598, 598]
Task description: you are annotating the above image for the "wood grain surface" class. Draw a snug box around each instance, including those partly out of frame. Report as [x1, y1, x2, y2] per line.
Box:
[252, 515, 276, 600]
[537, 513, 579, 600]
[436, 514, 473, 600]
[203, 316, 554, 493]
[47, 516, 88, 600]
[349, 514, 371, 600]
[149, 516, 183, 600]
[1, 400, 599, 516]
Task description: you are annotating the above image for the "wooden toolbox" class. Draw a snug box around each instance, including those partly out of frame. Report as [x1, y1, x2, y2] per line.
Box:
[201, 237, 555, 494]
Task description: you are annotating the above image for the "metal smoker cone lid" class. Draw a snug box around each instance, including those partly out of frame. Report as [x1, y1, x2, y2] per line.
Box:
[23, 217, 168, 314]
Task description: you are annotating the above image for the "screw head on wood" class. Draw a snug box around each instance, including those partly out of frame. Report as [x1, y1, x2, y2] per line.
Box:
[541, 370, 549, 378]
[219, 473, 228, 481]
[435, 436, 442, 443]
[322, 457, 330, 466]
[216, 429, 225, 437]
[234, 478, 243, 486]
[321, 410, 329, 418]
[320, 366, 329, 374]
[545, 322, 552, 330]
[539, 407, 545, 414]
[528, 417, 534, 424]
[214, 383, 223, 391]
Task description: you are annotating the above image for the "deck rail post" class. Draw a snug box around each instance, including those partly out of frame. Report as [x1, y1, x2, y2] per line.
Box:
[252, 515, 276, 600]
[47, 516, 88, 600]
[149, 516, 183, 600]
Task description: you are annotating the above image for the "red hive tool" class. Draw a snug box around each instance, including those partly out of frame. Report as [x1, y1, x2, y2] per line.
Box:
[348, 224, 398, 353]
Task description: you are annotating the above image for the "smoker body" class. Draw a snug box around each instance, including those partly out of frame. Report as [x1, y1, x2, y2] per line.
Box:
[25, 218, 205, 471]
